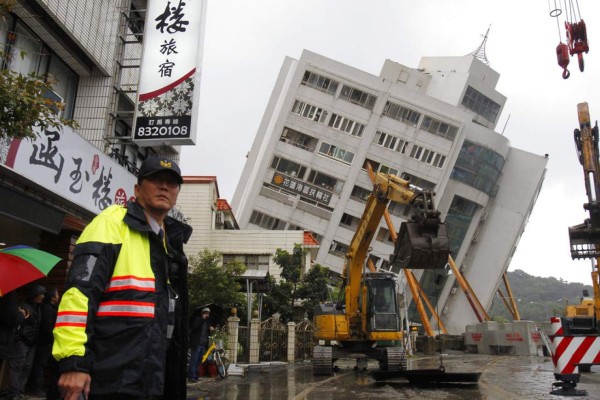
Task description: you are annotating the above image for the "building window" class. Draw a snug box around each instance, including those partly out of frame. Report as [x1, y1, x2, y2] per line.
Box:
[383, 101, 421, 126]
[329, 241, 349, 257]
[1, 16, 79, 119]
[401, 173, 436, 190]
[450, 140, 504, 195]
[376, 227, 393, 243]
[388, 200, 409, 217]
[461, 86, 500, 124]
[301, 70, 339, 95]
[307, 169, 343, 194]
[249, 210, 286, 230]
[339, 84, 377, 110]
[328, 113, 365, 137]
[318, 142, 355, 165]
[420, 116, 459, 141]
[280, 127, 318, 152]
[291, 99, 329, 123]
[222, 254, 270, 270]
[350, 185, 371, 203]
[445, 195, 478, 257]
[375, 131, 409, 153]
[270, 155, 307, 178]
[340, 212, 358, 228]
[408, 144, 446, 168]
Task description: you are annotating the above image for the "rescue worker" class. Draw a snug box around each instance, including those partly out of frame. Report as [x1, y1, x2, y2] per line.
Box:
[52, 157, 192, 400]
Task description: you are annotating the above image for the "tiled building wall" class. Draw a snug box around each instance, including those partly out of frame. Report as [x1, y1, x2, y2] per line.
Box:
[38, 0, 124, 75]
[73, 73, 114, 149]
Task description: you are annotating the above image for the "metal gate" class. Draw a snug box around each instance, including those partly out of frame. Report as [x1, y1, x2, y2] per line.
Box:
[259, 316, 287, 362]
[295, 319, 314, 361]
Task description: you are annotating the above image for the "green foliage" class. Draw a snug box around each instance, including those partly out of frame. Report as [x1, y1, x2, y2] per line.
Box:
[272, 245, 304, 311]
[489, 269, 594, 321]
[187, 249, 246, 317]
[262, 275, 294, 321]
[0, 2, 78, 140]
[265, 244, 331, 322]
[296, 264, 331, 320]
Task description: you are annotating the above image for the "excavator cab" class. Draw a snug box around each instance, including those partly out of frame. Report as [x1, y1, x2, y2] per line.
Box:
[390, 214, 449, 269]
[366, 275, 400, 332]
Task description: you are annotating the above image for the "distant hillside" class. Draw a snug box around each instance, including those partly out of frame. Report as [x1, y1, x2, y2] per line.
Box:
[488, 269, 594, 321]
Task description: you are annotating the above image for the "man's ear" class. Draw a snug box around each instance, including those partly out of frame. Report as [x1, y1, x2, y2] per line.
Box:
[134, 183, 140, 197]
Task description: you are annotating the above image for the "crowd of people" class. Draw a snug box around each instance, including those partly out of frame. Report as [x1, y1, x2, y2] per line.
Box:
[0, 285, 60, 400]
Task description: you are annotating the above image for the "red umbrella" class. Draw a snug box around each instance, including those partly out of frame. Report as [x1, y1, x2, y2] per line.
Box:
[0, 245, 61, 296]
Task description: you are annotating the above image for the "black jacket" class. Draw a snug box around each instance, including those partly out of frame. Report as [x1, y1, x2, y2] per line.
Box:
[0, 292, 25, 357]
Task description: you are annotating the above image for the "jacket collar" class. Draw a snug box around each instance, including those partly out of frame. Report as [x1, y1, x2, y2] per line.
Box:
[124, 201, 193, 244]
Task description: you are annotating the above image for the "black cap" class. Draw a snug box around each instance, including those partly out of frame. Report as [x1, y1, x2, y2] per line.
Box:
[138, 157, 183, 184]
[28, 284, 47, 298]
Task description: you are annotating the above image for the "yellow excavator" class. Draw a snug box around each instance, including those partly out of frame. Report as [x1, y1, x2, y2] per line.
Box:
[312, 169, 449, 374]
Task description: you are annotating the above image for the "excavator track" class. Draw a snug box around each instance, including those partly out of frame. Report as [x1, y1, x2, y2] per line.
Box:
[312, 345, 334, 375]
[378, 347, 407, 371]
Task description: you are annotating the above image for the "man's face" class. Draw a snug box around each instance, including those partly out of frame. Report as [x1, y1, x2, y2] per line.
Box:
[33, 293, 44, 304]
[135, 171, 180, 214]
[202, 312, 209, 319]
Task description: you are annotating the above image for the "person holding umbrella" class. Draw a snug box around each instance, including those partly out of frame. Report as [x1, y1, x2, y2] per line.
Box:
[52, 157, 192, 400]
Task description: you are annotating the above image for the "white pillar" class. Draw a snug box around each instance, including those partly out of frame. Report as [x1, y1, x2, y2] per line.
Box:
[249, 316, 260, 363]
[287, 321, 296, 363]
[226, 313, 240, 364]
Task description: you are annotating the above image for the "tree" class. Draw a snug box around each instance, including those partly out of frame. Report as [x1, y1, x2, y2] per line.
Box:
[187, 249, 246, 323]
[272, 245, 304, 312]
[265, 245, 331, 322]
[296, 264, 331, 320]
[0, 0, 78, 140]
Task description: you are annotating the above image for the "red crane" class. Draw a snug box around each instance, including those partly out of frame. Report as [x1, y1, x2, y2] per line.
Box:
[549, 0, 589, 79]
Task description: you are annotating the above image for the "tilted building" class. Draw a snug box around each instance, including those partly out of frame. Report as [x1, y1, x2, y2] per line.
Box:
[232, 49, 548, 333]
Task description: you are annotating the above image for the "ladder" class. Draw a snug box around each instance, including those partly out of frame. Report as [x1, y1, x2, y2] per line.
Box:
[537, 325, 554, 356]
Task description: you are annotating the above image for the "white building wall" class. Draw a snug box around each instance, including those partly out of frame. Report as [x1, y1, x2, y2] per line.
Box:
[180, 180, 314, 281]
[442, 149, 548, 332]
[232, 49, 548, 333]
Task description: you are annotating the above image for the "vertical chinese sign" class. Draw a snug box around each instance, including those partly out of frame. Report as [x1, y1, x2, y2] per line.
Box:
[133, 0, 207, 146]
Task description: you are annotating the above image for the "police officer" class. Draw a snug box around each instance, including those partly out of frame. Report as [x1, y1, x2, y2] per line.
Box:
[52, 157, 192, 400]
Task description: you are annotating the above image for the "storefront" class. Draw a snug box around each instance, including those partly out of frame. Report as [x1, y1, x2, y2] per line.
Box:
[0, 125, 136, 292]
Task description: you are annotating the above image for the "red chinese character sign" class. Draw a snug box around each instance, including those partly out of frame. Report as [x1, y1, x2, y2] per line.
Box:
[133, 0, 207, 146]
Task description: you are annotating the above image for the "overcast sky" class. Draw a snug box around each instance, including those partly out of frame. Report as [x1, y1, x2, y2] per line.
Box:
[180, 0, 599, 285]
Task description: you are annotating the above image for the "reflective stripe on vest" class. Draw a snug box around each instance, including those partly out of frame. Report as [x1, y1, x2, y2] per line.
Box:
[97, 300, 155, 317]
[55, 311, 88, 328]
[106, 275, 156, 292]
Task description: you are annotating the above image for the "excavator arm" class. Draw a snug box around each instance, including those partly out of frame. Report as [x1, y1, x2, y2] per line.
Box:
[343, 170, 449, 326]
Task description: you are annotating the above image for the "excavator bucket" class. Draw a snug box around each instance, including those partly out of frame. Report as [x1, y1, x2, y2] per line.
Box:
[390, 217, 449, 269]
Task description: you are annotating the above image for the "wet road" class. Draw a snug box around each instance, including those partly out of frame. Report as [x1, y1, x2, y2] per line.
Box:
[187, 352, 600, 400]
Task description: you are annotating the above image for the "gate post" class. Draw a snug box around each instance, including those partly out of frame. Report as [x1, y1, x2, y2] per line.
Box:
[287, 321, 296, 363]
[227, 309, 240, 364]
[249, 314, 260, 363]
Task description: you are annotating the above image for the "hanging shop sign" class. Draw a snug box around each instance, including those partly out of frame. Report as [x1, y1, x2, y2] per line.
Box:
[133, 0, 207, 146]
[0, 126, 136, 215]
[271, 173, 332, 205]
